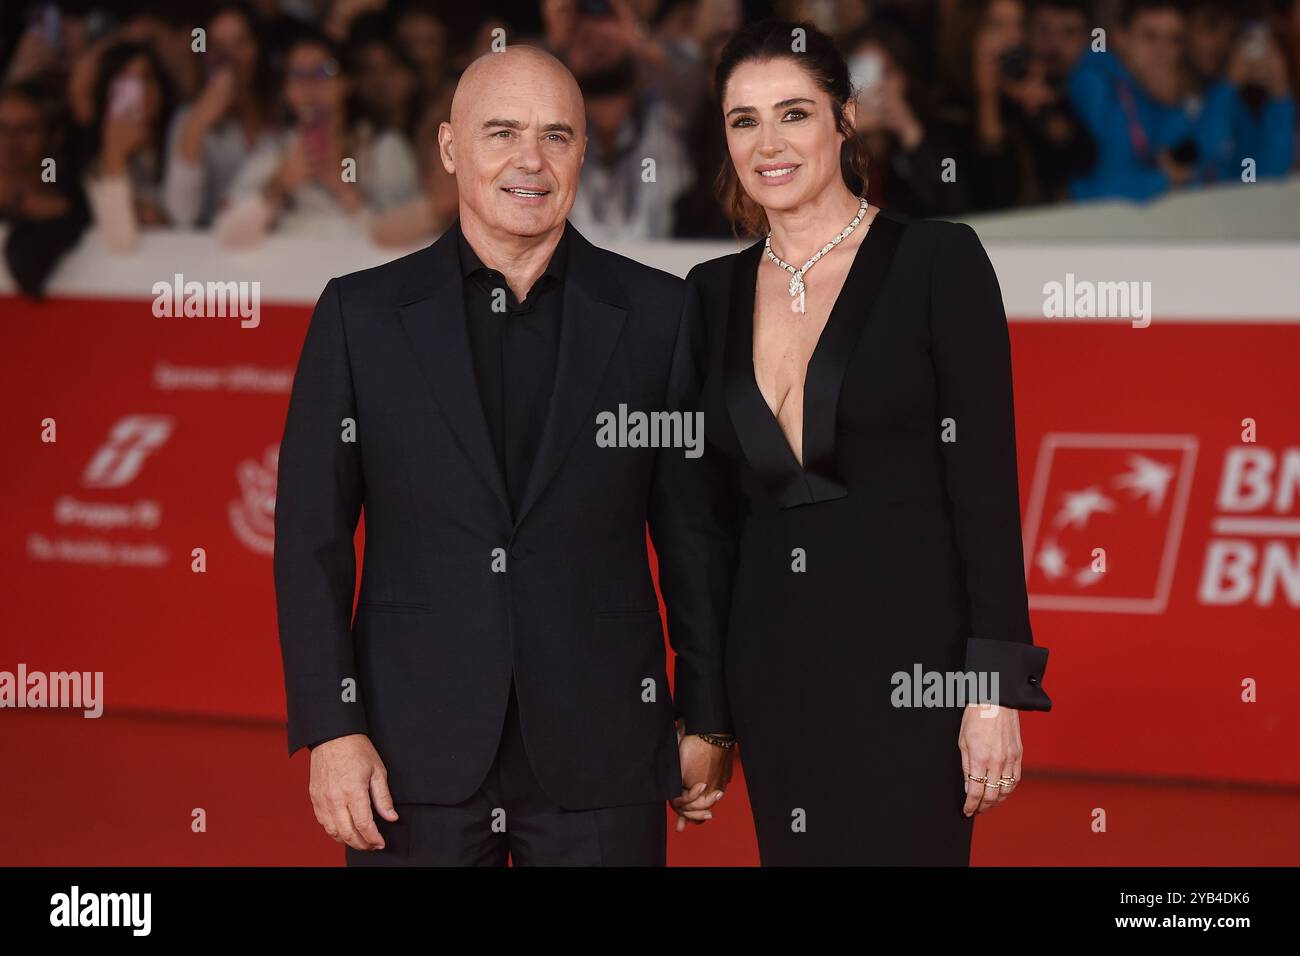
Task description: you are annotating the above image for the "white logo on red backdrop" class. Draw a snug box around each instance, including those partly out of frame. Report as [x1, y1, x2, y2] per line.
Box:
[1023, 434, 1198, 614]
[82, 415, 174, 488]
[228, 446, 278, 556]
[1200, 446, 1300, 608]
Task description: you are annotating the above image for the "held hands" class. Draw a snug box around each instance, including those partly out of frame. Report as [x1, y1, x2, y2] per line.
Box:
[308, 733, 399, 851]
[670, 719, 734, 833]
[958, 703, 1023, 817]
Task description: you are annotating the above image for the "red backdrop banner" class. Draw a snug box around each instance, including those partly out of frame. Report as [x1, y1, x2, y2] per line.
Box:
[3, 294, 1296, 786]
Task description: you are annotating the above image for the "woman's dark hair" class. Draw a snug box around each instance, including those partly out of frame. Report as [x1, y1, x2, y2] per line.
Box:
[87, 41, 176, 183]
[712, 17, 870, 238]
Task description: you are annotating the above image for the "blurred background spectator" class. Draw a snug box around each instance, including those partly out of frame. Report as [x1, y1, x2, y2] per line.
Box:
[935, 0, 1097, 210]
[213, 26, 419, 245]
[164, 2, 278, 229]
[845, 18, 968, 216]
[80, 39, 175, 251]
[393, 0, 449, 91]
[345, 11, 420, 135]
[544, 0, 696, 240]
[1069, 0, 1293, 200]
[369, 79, 458, 244]
[0, 81, 89, 295]
[0, 0, 1294, 287]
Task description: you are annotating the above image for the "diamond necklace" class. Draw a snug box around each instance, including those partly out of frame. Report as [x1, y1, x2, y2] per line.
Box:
[764, 196, 870, 314]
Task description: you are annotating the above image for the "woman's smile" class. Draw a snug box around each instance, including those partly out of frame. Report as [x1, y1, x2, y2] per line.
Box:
[755, 163, 801, 184]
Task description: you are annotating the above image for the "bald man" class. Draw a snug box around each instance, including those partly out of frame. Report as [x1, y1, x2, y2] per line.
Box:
[274, 47, 737, 865]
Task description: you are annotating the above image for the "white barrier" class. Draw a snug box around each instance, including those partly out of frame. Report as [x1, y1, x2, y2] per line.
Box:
[3, 178, 1298, 320]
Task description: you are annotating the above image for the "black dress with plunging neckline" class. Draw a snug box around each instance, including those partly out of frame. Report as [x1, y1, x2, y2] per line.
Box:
[688, 209, 1052, 865]
[727, 210, 900, 507]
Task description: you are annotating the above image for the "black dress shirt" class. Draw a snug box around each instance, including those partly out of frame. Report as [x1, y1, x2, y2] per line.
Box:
[456, 219, 569, 517]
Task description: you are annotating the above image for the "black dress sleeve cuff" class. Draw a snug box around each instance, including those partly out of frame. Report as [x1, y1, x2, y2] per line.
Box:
[672, 667, 734, 736]
[964, 637, 1052, 711]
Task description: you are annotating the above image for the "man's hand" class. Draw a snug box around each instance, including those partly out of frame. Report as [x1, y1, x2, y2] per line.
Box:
[670, 719, 733, 833]
[308, 733, 398, 851]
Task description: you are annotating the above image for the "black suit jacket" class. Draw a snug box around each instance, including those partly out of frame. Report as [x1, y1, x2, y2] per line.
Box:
[273, 222, 738, 809]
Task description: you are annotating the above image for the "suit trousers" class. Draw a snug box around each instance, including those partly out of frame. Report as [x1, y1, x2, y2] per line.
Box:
[345, 679, 667, 866]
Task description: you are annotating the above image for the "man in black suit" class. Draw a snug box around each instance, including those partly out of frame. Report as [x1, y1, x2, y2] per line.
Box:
[273, 46, 736, 865]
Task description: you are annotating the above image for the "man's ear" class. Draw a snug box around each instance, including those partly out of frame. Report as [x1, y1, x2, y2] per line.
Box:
[437, 121, 456, 175]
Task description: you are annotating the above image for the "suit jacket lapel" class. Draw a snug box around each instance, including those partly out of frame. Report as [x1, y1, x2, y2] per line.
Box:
[397, 229, 511, 513]
[514, 225, 628, 526]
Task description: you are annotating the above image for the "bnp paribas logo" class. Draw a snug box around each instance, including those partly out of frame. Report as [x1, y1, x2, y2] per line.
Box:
[1022, 433, 1198, 614]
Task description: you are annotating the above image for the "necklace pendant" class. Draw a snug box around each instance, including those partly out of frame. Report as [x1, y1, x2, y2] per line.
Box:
[764, 197, 870, 312]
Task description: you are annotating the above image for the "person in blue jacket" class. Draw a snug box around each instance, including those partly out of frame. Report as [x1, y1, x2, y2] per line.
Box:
[1068, 0, 1294, 201]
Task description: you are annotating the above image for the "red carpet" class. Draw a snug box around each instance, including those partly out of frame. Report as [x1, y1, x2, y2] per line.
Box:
[5, 710, 1296, 866]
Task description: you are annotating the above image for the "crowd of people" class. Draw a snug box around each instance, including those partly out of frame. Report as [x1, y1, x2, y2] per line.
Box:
[1, 0, 1297, 295]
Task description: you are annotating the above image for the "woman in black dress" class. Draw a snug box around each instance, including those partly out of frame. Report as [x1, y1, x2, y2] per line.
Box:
[685, 19, 1053, 865]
